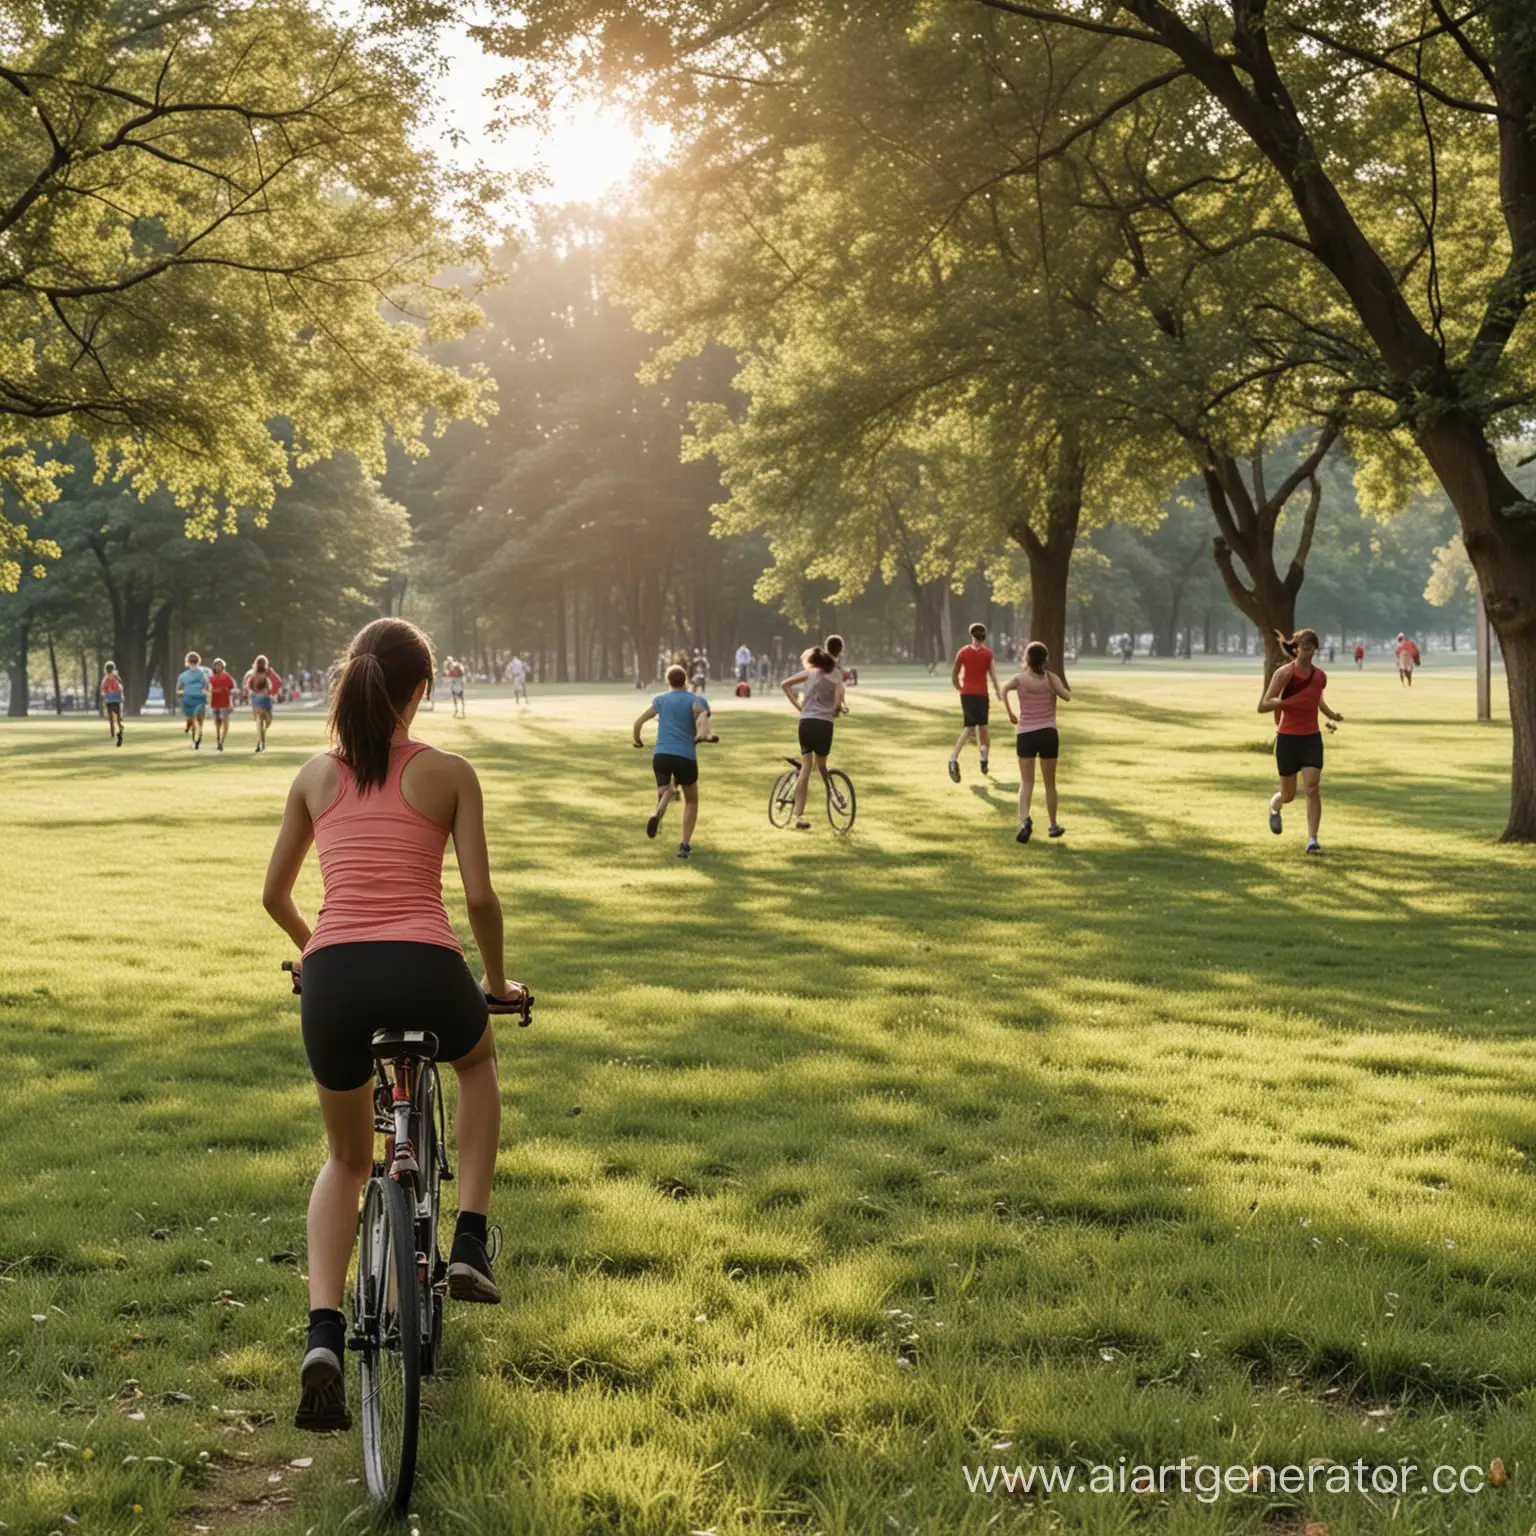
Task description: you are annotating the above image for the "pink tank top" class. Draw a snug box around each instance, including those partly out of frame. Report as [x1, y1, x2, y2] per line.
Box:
[303, 737, 461, 958]
[1013, 670, 1058, 733]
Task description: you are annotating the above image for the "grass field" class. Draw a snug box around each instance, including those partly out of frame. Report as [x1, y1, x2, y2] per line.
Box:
[5, 659, 1536, 1535]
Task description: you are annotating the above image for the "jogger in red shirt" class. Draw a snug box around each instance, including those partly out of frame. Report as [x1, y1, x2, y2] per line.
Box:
[948, 622, 1002, 782]
[208, 659, 238, 752]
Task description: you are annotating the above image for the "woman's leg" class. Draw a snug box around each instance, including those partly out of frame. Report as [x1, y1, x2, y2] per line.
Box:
[1042, 757, 1059, 825]
[680, 782, 699, 842]
[449, 1026, 500, 1218]
[1018, 755, 1036, 823]
[306, 1082, 376, 1311]
[950, 725, 973, 762]
[1301, 766, 1322, 840]
[1270, 773, 1298, 814]
[793, 753, 815, 819]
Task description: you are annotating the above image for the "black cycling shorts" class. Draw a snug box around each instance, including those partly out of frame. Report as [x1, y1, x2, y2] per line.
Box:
[961, 694, 990, 728]
[1275, 731, 1324, 778]
[300, 941, 488, 1092]
[1016, 727, 1060, 760]
[798, 717, 834, 758]
[653, 752, 699, 787]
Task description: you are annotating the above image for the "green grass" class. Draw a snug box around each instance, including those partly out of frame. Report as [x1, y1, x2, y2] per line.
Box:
[4, 661, 1536, 1534]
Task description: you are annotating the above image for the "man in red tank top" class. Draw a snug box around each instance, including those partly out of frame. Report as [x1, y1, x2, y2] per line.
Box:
[948, 622, 1001, 781]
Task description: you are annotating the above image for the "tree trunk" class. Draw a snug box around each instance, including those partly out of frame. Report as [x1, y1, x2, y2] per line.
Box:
[1008, 422, 1083, 679]
[47, 629, 63, 715]
[146, 601, 173, 712]
[554, 581, 570, 683]
[6, 619, 29, 716]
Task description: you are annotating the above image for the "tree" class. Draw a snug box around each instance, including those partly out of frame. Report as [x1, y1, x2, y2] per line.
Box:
[0, 0, 494, 590]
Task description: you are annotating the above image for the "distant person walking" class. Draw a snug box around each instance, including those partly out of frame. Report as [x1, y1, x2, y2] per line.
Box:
[1394, 632, 1420, 686]
[101, 661, 124, 747]
[178, 651, 210, 750]
[247, 655, 281, 752]
[948, 622, 1001, 781]
[1001, 642, 1071, 843]
[1354, 640, 1365, 669]
[445, 656, 467, 717]
[1261, 628, 1343, 856]
[782, 645, 845, 829]
[633, 663, 716, 858]
[505, 654, 528, 705]
[735, 642, 753, 683]
[690, 649, 709, 695]
[208, 659, 238, 752]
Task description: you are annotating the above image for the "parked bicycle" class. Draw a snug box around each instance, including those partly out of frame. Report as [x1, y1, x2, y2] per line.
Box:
[768, 756, 857, 833]
[282, 961, 533, 1513]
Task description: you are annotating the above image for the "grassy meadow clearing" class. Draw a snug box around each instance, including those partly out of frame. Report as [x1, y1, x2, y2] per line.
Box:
[5, 658, 1536, 1535]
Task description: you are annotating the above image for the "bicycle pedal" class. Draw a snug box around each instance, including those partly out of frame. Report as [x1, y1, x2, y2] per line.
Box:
[346, 1331, 368, 1352]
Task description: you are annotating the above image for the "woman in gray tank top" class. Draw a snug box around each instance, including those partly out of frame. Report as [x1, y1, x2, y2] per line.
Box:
[781, 645, 845, 829]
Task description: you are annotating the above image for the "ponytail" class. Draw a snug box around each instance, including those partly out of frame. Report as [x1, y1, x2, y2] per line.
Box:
[1024, 641, 1048, 675]
[802, 646, 835, 672]
[1276, 627, 1319, 660]
[328, 618, 435, 792]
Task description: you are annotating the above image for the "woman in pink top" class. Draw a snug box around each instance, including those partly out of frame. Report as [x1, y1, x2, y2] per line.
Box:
[262, 618, 525, 1433]
[1001, 641, 1072, 843]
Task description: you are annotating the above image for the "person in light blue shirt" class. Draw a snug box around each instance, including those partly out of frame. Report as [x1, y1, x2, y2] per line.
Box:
[177, 651, 210, 750]
[632, 664, 717, 859]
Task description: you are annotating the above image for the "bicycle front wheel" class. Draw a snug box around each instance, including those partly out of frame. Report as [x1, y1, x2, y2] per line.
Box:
[357, 1176, 421, 1513]
[769, 768, 798, 828]
[826, 770, 856, 833]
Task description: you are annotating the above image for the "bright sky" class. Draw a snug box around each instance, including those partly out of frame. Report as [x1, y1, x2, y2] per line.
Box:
[426, 23, 664, 213]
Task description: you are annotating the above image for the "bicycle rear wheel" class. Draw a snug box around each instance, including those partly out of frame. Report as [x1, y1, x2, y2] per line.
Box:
[768, 768, 798, 828]
[416, 1064, 446, 1377]
[826, 770, 856, 833]
[357, 1176, 421, 1513]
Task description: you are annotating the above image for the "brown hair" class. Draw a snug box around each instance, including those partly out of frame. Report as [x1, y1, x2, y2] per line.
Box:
[1276, 628, 1320, 660]
[327, 618, 435, 792]
[968, 622, 987, 642]
[666, 663, 687, 687]
[825, 633, 844, 659]
[1025, 641, 1048, 674]
[803, 646, 835, 671]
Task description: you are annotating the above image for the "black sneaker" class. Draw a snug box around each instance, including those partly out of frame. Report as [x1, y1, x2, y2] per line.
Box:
[116, 732, 123, 748]
[294, 1345, 350, 1432]
[1048, 824, 1065, 839]
[1017, 816, 1033, 844]
[194, 737, 200, 750]
[1269, 806, 1282, 835]
[646, 813, 660, 839]
[979, 758, 989, 776]
[677, 842, 691, 859]
[948, 759, 961, 783]
[447, 1228, 501, 1304]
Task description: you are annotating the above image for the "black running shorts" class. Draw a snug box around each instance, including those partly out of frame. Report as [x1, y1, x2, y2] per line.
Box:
[1016, 727, 1060, 760]
[1275, 731, 1324, 778]
[798, 717, 834, 758]
[653, 752, 699, 787]
[961, 694, 990, 728]
[300, 942, 488, 1092]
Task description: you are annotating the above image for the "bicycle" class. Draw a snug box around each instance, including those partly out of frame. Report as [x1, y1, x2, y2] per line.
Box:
[768, 756, 857, 833]
[281, 961, 533, 1513]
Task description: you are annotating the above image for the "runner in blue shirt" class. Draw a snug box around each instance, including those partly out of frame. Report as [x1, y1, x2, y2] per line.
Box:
[632, 663, 717, 859]
[177, 651, 210, 750]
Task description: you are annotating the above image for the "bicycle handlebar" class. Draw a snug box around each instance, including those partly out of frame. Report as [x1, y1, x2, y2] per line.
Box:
[281, 960, 534, 1027]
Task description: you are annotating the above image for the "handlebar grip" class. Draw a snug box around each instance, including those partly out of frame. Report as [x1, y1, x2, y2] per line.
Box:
[485, 990, 534, 1026]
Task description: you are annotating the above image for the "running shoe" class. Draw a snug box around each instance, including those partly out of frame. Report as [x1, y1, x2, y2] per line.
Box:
[115, 732, 123, 748]
[1048, 824, 1065, 838]
[677, 842, 691, 859]
[948, 759, 961, 783]
[646, 812, 660, 839]
[1268, 807, 1283, 835]
[294, 1345, 351, 1432]
[1017, 816, 1032, 844]
[979, 757, 989, 776]
[794, 818, 812, 830]
[447, 1228, 501, 1304]
[1306, 838, 1322, 855]
[194, 737, 200, 750]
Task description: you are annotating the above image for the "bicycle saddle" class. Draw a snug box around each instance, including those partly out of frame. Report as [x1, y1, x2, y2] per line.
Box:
[370, 1029, 440, 1060]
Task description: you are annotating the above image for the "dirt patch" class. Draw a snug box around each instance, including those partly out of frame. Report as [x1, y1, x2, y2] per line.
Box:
[177, 1458, 307, 1532]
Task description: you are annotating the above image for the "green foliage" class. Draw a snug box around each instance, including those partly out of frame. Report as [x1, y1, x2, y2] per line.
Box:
[0, 0, 495, 584]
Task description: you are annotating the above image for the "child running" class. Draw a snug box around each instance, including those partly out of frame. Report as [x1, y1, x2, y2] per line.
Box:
[208, 658, 237, 752]
[1260, 627, 1343, 855]
[445, 655, 467, 717]
[781, 644, 845, 830]
[261, 618, 525, 1433]
[633, 663, 716, 858]
[948, 622, 1001, 781]
[101, 661, 124, 746]
[177, 651, 209, 749]
[247, 654, 281, 752]
[1001, 641, 1072, 843]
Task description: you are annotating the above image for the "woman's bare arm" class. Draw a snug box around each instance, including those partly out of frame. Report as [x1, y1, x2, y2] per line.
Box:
[449, 759, 509, 995]
[1259, 664, 1293, 713]
[632, 704, 657, 746]
[262, 762, 322, 953]
[1051, 671, 1072, 702]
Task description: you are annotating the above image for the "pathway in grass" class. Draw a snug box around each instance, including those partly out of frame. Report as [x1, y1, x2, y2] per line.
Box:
[4, 663, 1535, 1533]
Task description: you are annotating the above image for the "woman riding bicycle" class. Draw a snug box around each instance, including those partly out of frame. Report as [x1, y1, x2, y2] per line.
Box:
[781, 644, 846, 830]
[261, 617, 525, 1433]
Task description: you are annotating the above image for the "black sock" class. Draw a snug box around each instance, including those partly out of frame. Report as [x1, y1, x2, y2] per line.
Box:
[307, 1307, 346, 1359]
[455, 1211, 488, 1245]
